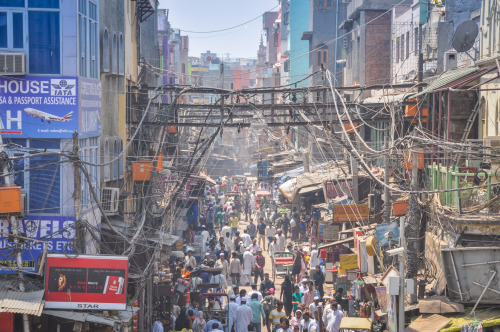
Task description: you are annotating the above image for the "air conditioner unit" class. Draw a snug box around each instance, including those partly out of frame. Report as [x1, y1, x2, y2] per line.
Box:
[101, 187, 120, 215]
[0, 53, 26, 75]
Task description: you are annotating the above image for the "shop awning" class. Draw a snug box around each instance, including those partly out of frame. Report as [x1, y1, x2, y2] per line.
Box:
[0, 288, 45, 316]
[339, 317, 372, 330]
[419, 296, 464, 314]
[408, 66, 497, 99]
[440, 308, 500, 331]
[199, 172, 216, 185]
[360, 93, 407, 105]
[149, 232, 180, 247]
[299, 184, 323, 195]
[318, 236, 354, 249]
[362, 274, 383, 285]
[405, 314, 451, 332]
[43, 306, 139, 327]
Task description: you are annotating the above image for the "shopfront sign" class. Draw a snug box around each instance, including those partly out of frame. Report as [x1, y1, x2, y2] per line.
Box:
[0, 76, 78, 138]
[0, 216, 75, 274]
[45, 254, 128, 310]
[333, 204, 369, 222]
[323, 179, 353, 200]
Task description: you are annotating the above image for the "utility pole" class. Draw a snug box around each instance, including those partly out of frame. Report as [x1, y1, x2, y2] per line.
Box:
[73, 133, 84, 253]
[398, 216, 406, 332]
[0, 134, 30, 332]
[407, 151, 420, 278]
[418, 23, 423, 92]
[304, 132, 312, 173]
[350, 134, 360, 202]
[383, 136, 391, 223]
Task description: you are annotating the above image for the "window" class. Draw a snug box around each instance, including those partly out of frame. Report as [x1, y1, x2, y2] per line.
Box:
[79, 0, 98, 78]
[273, 30, 279, 47]
[0, 12, 6, 48]
[28, 0, 59, 8]
[104, 139, 110, 181]
[0, 1, 60, 73]
[118, 33, 124, 75]
[102, 28, 109, 72]
[0, 11, 25, 50]
[315, 42, 328, 68]
[29, 153, 60, 214]
[12, 13, 22, 48]
[111, 33, 117, 74]
[406, 31, 410, 59]
[0, 0, 24, 7]
[414, 27, 418, 52]
[28, 11, 60, 74]
[112, 140, 118, 179]
[396, 38, 400, 63]
[118, 139, 124, 179]
[400, 34, 405, 60]
[79, 11, 87, 76]
[284, 59, 290, 72]
[316, 0, 334, 9]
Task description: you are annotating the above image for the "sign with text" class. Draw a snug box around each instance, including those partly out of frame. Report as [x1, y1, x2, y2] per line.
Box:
[45, 254, 128, 310]
[333, 204, 369, 222]
[78, 77, 101, 138]
[323, 179, 354, 200]
[0, 76, 78, 138]
[0, 216, 75, 274]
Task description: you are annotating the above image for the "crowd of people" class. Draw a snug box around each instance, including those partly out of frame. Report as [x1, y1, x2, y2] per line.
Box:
[154, 178, 345, 332]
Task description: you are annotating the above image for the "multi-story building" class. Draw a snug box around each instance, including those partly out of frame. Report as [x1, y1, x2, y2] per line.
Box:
[391, 2, 420, 84]
[288, 0, 309, 88]
[478, 0, 500, 142]
[0, 0, 101, 263]
[342, 0, 413, 89]
[301, 0, 347, 86]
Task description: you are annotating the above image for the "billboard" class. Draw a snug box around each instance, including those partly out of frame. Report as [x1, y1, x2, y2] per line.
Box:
[45, 254, 128, 310]
[0, 216, 75, 274]
[0, 76, 78, 138]
[333, 204, 369, 222]
[78, 77, 101, 138]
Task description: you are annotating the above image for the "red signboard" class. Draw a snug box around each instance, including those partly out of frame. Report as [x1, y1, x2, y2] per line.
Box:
[45, 254, 128, 310]
[323, 179, 354, 200]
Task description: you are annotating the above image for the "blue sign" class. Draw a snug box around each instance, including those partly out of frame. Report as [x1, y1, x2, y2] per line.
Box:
[0, 216, 75, 274]
[375, 222, 400, 247]
[0, 76, 78, 138]
[78, 77, 101, 138]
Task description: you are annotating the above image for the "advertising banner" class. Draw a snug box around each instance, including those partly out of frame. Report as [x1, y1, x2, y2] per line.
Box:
[386, 294, 397, 332]
[0, 216, 75, 274]
[333, 204, 369, 222]
[375, 286, 388, 313]
[0, 76, 78, 138]
[45, 254, 128, 310]
[78, 77, 101, 138]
